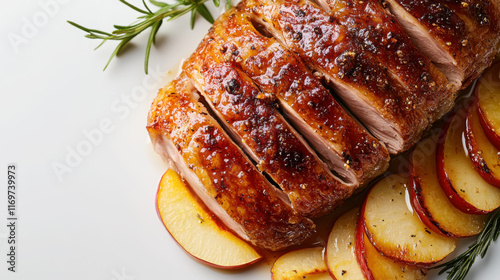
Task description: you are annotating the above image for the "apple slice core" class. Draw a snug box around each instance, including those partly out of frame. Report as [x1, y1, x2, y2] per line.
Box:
[156, 169, 262, 269]
[326, 207, 365, 280]
[476, 62, 500, 150]
[466, 104, 500, 187]
[410, 133, 487, 237]
[437, 112, 500, 214]
[362, 174, 456, 266]
[271, 247, 332, 280]
[356, 223, 428, 280]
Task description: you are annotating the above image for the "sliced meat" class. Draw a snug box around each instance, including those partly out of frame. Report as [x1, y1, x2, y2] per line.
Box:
[316, 0, 456, 124]
[147, 74, 315, 251]
[440, 0, 500, 30]
[192, 10, 389, 185]
[383, 0, 500, 88]
[183, 58, 354, 218]
[241, 0, 428, 154]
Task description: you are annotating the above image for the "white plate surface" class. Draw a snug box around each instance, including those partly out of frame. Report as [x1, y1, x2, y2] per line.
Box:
[0, 1, 499, 279]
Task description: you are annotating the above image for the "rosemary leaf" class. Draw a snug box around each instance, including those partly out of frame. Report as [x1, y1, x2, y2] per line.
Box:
[69, 0, 229, 74]
[196, 3, 214, 24]
[434, 209, 500, 280]
[119, 0, 150, 14]
[190, 8, 196, 30]
[144, 21, 162, 73]
[149, 0, 168, 7]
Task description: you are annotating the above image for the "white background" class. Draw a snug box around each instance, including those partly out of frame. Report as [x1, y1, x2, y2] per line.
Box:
[0, 0, 499, 279]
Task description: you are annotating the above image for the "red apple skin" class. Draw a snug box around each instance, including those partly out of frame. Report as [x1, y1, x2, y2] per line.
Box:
[436, 112, 489, 215]
[355, 209, 375, 280]
[465, 105, 500, 188]
[155, 171, 262, 270]
[408, 145, 487, 238]
[476, 62, 500, 151]
[477, 105, 500, 151]
[407, 172, 448, 237]
[408, 141, 444, 236]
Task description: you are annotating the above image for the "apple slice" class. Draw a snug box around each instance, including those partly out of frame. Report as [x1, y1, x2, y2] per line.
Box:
[355, 214, 428, 280]
[287, 272, 333, 280]
[271, 247, 333, 280]
[466, 104, 500, 187]
[476, 62, 500, 150]
[156, 169, 262, 269]
[437, 111, 500, 214]
[325, 207, 366, 280]
[409, 133, 487, 238]
[362, 174, 456, 267]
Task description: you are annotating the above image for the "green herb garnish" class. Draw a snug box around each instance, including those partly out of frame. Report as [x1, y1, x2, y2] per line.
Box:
[68, 0, 231, 74]
[435, 209, 500, 280]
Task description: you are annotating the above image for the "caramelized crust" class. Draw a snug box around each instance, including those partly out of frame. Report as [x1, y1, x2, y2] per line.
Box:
[183, 57, 353, 217]
[319, 0, 456, 124]
[147, 75, 315, 250]
[386, 0, 500, 87]
[241, 0, 427, 153]
[189, 10, 389, 185]
[438, 0, 500, 84]
[146, 0, 499, 251]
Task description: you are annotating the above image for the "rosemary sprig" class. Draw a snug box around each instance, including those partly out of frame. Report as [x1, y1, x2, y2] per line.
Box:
[68, 0, 231, 74]
[435, 209, 500, 280]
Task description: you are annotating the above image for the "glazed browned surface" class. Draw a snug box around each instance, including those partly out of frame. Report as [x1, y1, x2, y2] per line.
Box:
[147, 0, 500, 251]
[147, 75, 315, 250]
[441, 0, 499, 28]
[242, 0, 428, 153]
[184, 55, 353, 217]
[188, 10, 389, 186]
[389, 0, 500, 87]
[321, 0, 456, 124]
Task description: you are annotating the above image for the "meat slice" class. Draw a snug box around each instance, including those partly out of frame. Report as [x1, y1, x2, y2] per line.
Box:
[316, 0, 456, 125]
[147, 74, 315, 251]
[183, 57, 354, 218]
[241, 0, 428, 154]
[190, 10, 389, 185]
[383, 0, 500, 88]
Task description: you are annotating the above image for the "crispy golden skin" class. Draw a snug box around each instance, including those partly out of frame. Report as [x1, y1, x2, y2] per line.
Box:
[185, 10, 389, 186]
[241, 0, 428, 153]
[321, 0, 456, 126]
[387, 0, 499, 87]
[147, 75, 315, 251]
[183, 53, 354, 218]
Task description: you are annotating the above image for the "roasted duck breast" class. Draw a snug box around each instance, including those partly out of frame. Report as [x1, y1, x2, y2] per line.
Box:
[185, 9, 390, 187]
[147, 74, 315, 251]
[148, 0, 499, 250]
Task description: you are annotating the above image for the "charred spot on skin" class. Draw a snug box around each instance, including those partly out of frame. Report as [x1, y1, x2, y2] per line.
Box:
[313, 27, 322, 36]
[293, 32, 302, 41]
[225, 79, 240, 94]
[335, 51, 357, 79]
[342, 152, 354, 166]
[296, 9, 305, 17]
[220, 45, 228, 53]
